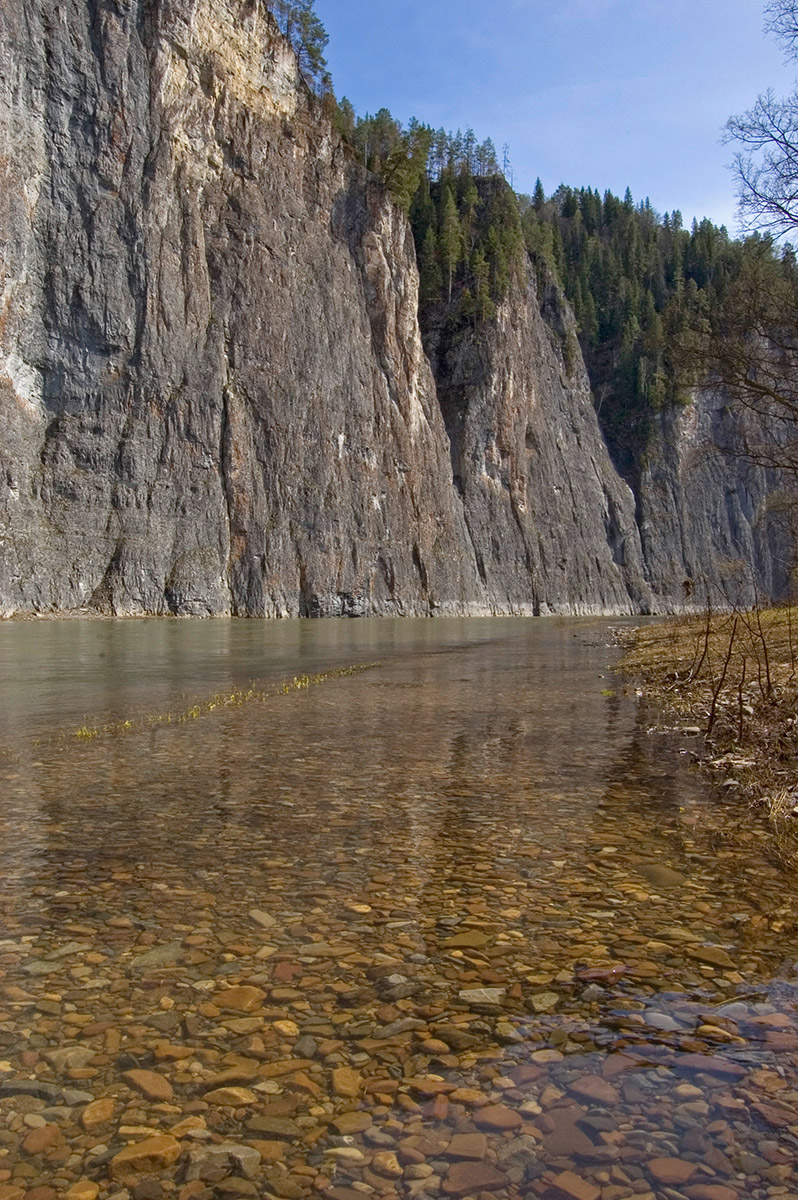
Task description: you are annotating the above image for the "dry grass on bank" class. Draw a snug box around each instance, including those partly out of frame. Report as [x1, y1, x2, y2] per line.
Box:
[618, 606, 798, 861]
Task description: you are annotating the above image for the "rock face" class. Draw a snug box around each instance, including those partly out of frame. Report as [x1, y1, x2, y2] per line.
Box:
[0, 0, 478, 617]
[0, 0, 788, 616]
[638, 390, 794, 608]
[423, 274, 652, 615]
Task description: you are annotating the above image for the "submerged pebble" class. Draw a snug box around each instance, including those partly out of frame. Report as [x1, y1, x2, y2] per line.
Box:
[0, 619, 797, 1199]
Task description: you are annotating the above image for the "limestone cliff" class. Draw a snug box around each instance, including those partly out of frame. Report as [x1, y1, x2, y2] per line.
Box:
[0, 0, 779, 619]
[637, 390, 795, 608]
[0, 0, 654, 618]
[422, 274, 652, 615]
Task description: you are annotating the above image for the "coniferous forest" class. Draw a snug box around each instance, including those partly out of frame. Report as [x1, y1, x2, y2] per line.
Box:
[333, 107, 797, 489]
[270, 0, 798, 492]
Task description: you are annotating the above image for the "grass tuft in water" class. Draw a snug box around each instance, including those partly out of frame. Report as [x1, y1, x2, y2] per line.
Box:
[68, 661, 381, 745]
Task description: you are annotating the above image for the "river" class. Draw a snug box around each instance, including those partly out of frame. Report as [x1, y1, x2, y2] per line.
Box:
[0, 617, 795, 1200]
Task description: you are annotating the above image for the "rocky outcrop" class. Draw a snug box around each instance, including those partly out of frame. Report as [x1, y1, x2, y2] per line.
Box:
[0, 0, 480, 616]
[422, 276, 652, 615]
[0, 0, 787, 618]
[637, 390, 795, 608]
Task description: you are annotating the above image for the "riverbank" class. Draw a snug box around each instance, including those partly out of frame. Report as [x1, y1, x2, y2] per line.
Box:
[617, 607, 798, 864]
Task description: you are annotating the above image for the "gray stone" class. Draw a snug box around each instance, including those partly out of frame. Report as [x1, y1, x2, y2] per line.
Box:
[372, 1017, 427, 1039]
[293, 1036, 318, 1059]
[0, 1079, 60, 1101]
[186, 1144, 261, 1182]
[130, 941, 184, 970]
[458, 987, 507, 1006]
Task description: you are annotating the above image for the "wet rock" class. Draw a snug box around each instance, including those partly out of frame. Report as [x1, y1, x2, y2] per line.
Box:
[122, 1070, 174, 1102]
[0, 1080, 60, 1102]
[246, 1116, 302, 1140]
[130, 942, 184, 970]
[446, 1132, 487, 1160]
[544, 1170, 600, 1200]
[330, 1112, 373, 1135]
[684, 1187, 741, 1200]
[646, 1157, 700, 1185]
[216, 987, 266, 1012]
[473, 1103, 523, 1131]
[635, 864, 686, 888]
[371, 1151, 402, 1178]
[443, 931, 490, 949]
[249, 910, 277, 930]
[458, 988, 507, 1006]
[186, 1144, 261, 1181]
[65, 1186, 100, 1200]
[110, 1136, 182, 1180]
[567, 1075, 620, 1106]
[21, 1124, 61, 1154]
[687, 946, 735, 969]
[331, 1068, 362, 1098]
[442, 1160, 507, 1196]
[202, 1087, 257, 1106]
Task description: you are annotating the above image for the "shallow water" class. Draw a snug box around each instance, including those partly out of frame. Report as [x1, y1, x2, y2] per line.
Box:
[0, 617, 796, 1200]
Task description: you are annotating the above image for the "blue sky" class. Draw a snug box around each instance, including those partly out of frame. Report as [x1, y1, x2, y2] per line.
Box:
[318, 0, 797, 231]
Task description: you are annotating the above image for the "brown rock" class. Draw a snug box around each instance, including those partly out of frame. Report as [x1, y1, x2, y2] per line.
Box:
[544, 1111, 596, 1160]
[371, 1151, 402, 1178]
[64, 1182, 100, 1200]
[203, 1062, 259, 1088]
[752, 1101, 795, 1127]
[247, 1140, 288, 1163]
[216, 986, 266, 1012]
[0, 1187, 25, 1200]
[545, 1171, 601, 1200]
[687, 946, 735, 969]
[203, 1086, 257, 1106]
[154, 1042, 194, 1061]
[675, 1054, 746, 1080]
[443, 1161, 507, 1196]
[330, 1111, 373, 1135]
[446, 1132, 487, 1160]
[21, 1125, 61, 1155]
[684, 1187, 741, 1200]
[110, 1135, 182, 1179]
[647, 1157, 699, 1185]
[122, 1068, 174, 1102]
[443, 931, 490, 949]
[80, 1097, 116, 1131]
[331, 1068, 362, 1098]
[449, 1087, 491, 1105]
[763, 1031, 798, 1051]
[473, 1103, 523, 1132]
[567, 1075, 620, 1106]
[405, 1076, 457, 1096]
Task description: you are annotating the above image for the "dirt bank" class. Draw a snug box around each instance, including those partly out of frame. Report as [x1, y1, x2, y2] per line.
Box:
[617, 608, 798, 866]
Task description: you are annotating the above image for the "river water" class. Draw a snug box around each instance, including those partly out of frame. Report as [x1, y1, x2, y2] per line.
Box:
[0, 617, 796, 1200]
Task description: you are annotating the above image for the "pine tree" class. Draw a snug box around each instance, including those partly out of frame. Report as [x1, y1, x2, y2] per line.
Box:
[439, 186, 462, 303]
[419, 226, 443, 304]
[471, 247, 495, 321]
[271, 0, 331, 94]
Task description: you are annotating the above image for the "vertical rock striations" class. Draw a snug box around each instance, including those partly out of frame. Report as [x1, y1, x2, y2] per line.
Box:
[637, 390, 794, 608]
[1, 0, 782, 618]
[423, 273, 652, 615]
[0, 0, 480, 616]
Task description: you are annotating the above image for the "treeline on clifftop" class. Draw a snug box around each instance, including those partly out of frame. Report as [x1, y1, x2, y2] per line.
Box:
[334, 104, 798, 487]
[269, 0, 798, 489]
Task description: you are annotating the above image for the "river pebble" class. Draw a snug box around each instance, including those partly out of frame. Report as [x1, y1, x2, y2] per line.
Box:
[1, 620, 798, 1199]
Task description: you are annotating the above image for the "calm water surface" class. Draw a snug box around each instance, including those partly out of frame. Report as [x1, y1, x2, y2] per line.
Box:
[0, 617, 796, 1200]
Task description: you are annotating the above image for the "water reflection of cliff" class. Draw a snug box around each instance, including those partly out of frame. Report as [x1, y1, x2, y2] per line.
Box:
[0, 617, 795, 996]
